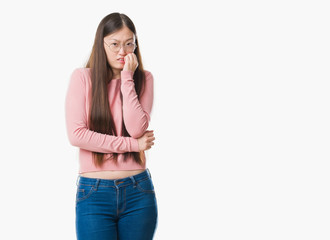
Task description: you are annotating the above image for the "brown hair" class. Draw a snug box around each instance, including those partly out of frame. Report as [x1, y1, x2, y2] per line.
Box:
[85, 12, 146, 167]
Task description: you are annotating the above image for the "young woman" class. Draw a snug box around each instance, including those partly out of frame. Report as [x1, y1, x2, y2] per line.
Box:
[65, 12, 157, 239]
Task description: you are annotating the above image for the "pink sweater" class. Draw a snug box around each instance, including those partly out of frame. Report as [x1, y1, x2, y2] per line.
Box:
[65, 68, 154, 173]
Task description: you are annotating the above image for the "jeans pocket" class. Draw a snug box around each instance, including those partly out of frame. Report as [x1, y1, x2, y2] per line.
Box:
[136, 178, 155, 194]
[76, 184, 95, 203]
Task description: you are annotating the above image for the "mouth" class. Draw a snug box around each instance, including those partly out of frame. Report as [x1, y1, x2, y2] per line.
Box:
[117, 58, 125, 64]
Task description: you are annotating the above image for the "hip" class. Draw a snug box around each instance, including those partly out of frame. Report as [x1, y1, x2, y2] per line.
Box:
[75, 169, 157, 204]
[80, 169, 145, 180]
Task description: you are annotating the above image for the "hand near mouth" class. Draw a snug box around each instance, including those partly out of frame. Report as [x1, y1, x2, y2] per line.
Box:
[122, 53, 139, 73]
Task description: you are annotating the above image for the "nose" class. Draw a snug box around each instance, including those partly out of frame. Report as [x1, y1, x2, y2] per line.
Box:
[118, 46, 127, 55]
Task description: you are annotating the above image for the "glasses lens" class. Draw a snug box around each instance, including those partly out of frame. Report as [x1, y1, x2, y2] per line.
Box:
[125, 43, 136, 52]
[110, 44, 120, 52]
[109, 43, 136, 52]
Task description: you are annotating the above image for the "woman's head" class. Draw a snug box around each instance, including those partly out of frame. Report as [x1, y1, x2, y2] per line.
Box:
[103, 26, 136, 76]
[87, 13, 143, 77]
[86, 13, 146, 167]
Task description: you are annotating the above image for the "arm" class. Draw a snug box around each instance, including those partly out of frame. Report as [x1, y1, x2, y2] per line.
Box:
[65, 68, 140, 153]
[120, 70, 154, 138]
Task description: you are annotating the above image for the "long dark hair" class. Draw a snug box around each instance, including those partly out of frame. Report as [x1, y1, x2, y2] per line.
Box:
[85, 13, 146, 167]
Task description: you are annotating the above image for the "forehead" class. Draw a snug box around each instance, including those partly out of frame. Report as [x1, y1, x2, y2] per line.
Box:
[104, 26, 135, 41]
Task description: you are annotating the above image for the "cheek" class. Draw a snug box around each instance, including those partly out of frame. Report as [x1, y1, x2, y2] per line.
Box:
[105, 51, 117, 65]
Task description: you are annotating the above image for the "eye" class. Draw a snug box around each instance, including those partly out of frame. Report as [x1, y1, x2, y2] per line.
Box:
[126, 42, 134, 46]
[110, 43, 118, 46]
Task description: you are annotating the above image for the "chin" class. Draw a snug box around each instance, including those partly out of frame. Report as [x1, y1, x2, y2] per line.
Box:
[110, 64, 123, 71]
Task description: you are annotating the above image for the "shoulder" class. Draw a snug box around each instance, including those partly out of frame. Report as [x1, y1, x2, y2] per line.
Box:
[143, 70, 154, 81]
[70, 67, 91, 86]
[71, 67, 91, 78]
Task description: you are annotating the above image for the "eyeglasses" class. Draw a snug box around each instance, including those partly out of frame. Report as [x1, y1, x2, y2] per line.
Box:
[104, 41, 137, 53]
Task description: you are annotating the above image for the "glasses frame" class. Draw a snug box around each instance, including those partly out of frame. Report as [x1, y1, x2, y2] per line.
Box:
[104, 41, 137, 53]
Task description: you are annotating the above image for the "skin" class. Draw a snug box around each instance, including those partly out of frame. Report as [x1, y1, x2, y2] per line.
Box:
[103, 26, 139, 78]
[81, 26, 155, 180]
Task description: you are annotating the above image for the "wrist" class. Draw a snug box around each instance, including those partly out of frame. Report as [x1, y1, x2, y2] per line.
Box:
[131, 138, 140, 152]
[121, 70, 134, 81]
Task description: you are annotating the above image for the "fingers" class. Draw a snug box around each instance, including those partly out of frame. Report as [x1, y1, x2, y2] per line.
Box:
[132, 53, 138, 66]
[123, 53, 133, 64]
[147, 134, 155, 141]
[147, 137, 155, 142]
[124, 53, 133, 63]
[124, 53, 138, 70]
[127, 53, 137, 62]
[147, 139, 155, 149]
[144, 130, 154, 136]
[145, 131, 155, 143]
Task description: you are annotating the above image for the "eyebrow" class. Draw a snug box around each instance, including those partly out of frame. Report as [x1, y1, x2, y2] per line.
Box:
[109, 37, 134, 42]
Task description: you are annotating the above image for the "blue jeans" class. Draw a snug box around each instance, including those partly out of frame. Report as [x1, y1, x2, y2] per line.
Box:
[75, 169, 158, 240]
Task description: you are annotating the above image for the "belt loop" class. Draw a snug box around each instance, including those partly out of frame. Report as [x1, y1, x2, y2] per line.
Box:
[94, 179, 100, 190]
[76, 175, 80, 186]
[130, 176, 137, 187]
[146, 168, 152, 179]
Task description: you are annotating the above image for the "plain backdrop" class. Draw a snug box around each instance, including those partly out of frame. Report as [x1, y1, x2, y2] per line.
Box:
[0, 0, 329, 239]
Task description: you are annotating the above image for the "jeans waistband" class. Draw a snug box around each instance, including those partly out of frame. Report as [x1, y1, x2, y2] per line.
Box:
[76, 169, 151, 188]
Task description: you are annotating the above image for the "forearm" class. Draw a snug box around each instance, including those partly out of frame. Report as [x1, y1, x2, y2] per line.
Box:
[66, 125, 140, 153]
[120, 70, 153, 138]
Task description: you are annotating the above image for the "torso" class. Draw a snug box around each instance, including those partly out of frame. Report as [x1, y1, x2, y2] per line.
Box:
[80, 169, 145, 180]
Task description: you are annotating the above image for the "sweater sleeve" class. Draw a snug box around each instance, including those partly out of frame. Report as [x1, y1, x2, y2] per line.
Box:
[120, 70, 154, 138]
[65, 68, 140, 153]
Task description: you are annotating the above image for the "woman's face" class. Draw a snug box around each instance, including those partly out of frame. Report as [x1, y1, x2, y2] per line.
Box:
[103, 26, 136, 75]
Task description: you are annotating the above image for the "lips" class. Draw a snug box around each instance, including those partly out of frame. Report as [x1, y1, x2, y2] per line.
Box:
[117, 58, 125, 64]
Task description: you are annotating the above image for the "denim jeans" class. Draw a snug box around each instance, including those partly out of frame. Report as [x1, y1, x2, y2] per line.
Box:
[75, 169, 158, 240]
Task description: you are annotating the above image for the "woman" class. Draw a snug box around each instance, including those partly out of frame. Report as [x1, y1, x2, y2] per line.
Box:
[65, 12, 157, 240]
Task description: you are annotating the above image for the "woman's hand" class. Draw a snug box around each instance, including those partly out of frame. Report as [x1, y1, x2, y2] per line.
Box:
[137, 130, 155, 151]
[123, 53, 139, 73]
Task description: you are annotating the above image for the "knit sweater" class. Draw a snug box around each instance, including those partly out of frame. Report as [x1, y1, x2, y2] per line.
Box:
[65, 68, 153, 173]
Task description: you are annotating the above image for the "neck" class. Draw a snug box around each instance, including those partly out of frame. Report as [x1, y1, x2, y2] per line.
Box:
[112, 69, 121, 79]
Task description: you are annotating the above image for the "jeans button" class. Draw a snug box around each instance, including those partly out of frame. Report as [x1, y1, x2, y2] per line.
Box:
[115, 181, 123, 186]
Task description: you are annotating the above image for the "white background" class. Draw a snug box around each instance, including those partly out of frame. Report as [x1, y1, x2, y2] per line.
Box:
[0, 0, 329, 239]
